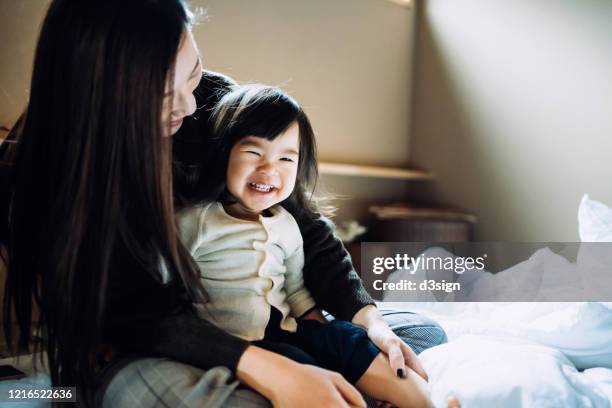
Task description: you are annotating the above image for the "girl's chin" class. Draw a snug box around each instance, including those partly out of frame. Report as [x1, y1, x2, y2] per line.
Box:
[234, 189, 288, 214]
[241, 200, 278, 215]
[243, 190, 279, 204]
[244, 202, 273, 213]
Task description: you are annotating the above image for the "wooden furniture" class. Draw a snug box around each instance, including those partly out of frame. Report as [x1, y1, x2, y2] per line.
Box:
[367, 205, 476, 242]
[348, 205, 476, 278]
[319, 161, 433, 181]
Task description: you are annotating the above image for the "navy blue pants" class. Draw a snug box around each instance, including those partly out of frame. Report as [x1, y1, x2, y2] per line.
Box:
[254, 308, 380, 384]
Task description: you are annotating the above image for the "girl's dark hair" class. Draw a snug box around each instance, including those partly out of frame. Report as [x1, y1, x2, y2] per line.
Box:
[2, 0, 205, 405]
[210, 85, 320, 218]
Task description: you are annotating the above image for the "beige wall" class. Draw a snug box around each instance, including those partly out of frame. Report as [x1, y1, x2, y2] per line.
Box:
[6, 0, 608, 238]
[193, 0, 417, 221]
[0, 0, 50, 127]
[411, 0, 612, 241]
[0, 0, 417, 222]
[193, 0, 415, 167]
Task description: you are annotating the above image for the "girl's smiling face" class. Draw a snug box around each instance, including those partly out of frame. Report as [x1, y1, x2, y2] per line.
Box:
[225, 121, 300, 220]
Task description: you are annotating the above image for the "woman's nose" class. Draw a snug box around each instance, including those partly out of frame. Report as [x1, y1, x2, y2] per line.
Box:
[175, 91, 197, 118]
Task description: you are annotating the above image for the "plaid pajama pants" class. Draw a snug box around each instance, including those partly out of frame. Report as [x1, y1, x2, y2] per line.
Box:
[99, 309, 447, 408]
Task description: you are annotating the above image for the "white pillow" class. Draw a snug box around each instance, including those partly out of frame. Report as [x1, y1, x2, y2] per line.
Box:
[396, 301, 612, 369]
[578, 194, 612, 242]
[577, 194, 612, 303]
[383, 247, 554, 302]
[420, 335, 611, 408]
[519, 302, 612, 370]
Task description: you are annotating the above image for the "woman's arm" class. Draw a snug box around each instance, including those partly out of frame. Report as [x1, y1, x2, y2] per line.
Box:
[106, 304, 365, 408]
[103, 258, 250, 370]
[353, 304, 428, 381]
[147, 309, 251, 369]
[237, 345, 366, 408]
[286, 205, 375, 321]
[284, 207, 429, 380]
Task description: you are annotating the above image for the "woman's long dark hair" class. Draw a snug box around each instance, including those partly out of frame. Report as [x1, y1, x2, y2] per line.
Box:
[209, 85, 321, 218]
[2, 0, 205, 405]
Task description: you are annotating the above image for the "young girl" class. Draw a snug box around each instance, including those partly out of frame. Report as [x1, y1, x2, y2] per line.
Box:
[178, 85, 432, 408]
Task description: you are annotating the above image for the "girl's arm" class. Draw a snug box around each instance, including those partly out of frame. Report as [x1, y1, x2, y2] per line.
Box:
[283, 244, 317, 319]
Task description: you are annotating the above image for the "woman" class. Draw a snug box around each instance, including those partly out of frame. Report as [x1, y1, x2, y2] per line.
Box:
[1, 0, 450, 407]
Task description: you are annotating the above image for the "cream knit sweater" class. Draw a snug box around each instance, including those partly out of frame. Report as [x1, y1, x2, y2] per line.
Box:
[177, 202, 316, 341]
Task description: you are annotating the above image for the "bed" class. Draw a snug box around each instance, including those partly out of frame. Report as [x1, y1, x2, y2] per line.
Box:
[379, 194, 612, 407]
[2, 195, 611, 407]
[376, 301, 612, 407]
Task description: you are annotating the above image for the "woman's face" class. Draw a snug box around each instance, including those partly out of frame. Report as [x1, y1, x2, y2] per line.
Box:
[162, 30, 202, 137]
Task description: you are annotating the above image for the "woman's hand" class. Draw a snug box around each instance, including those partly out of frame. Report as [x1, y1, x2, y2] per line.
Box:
[237, 345, 366, 408]
[352, 305, 428, 381]
[272, 364, 366, 408]
[367, 321, 428, 381]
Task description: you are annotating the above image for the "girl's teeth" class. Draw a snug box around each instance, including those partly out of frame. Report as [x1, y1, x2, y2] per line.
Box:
[250, 182, 274, 192]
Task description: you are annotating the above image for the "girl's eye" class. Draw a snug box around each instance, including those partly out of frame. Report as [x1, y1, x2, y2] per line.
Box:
[245, 150, 261, 156]
[280, 157, 295, 162]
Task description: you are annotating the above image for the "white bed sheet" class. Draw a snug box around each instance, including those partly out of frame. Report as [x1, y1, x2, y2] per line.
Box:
[380, 301, 612, 408]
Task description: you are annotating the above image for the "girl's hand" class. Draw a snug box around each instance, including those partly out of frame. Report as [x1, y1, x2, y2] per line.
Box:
[352, 305, 428, 381]
[237, 345, 366, 408]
